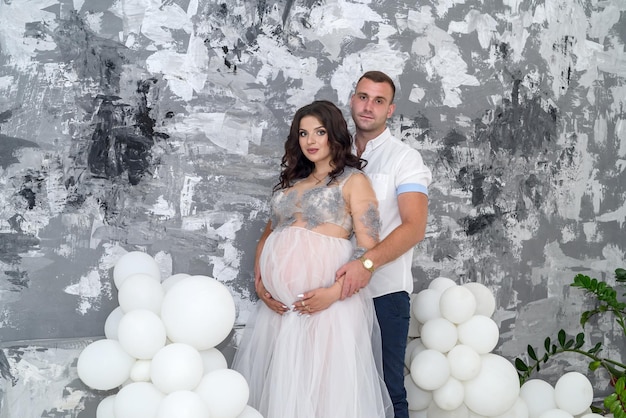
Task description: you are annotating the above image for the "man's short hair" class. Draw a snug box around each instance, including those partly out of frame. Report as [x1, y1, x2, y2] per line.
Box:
[358, 71, 396, 103]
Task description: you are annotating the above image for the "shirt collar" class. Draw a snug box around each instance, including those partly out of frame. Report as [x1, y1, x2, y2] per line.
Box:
[353, 127, 391, 156]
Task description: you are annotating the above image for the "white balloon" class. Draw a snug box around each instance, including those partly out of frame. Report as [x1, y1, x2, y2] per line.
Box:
[520, 379, 557, 418]
[410, 409, 429, 418]
[130, 359, 152, 382]
[104, 306, 124, 340]
[199, 347, 228, 374]
[151, 343, 204, 394]
[440, 285, 477, 324]
[428, 277, 458, 293]
[408, 298, 421, 338]
[492, 397, 530, 418]
[161, 275, 236, 350]
[237, 405, 264, 418]
[539, 410, 574, 418]
[427, 401, 470, 418]
[405, 373, 433, 411]
[118, 273, 164, 314]
[113, 251, 161, 288]
[96, 395, 116, 418]
[196, 369, 250, 418]
[421, 317, 458, 353]
[413, 289, 443, 324]
[447, 344, 482, 381]
[118, 309, 167, 359]
[434, 377, 465, 411]
[554, 372, 593, 416]
[114, 382, 164, 418]
[77, 339, 135, 391]
[462, 282, 496, 317]
[457, 315, 499, 354]
[410, 349, 451, 391]
[405, 338, 427, 369]
[157, 390, 211, 418]
[161, 273, 191, 292]
[463, 354, 520, 417]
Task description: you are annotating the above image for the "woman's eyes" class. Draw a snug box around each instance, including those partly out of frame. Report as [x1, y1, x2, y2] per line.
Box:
[299, 130, 327, 137]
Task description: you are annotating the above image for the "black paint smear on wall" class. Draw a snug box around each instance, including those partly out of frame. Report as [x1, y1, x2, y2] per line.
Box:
[474, 79, 558, 156]
[46, 12, 127, 93]
[0, 350, 16, 386]
[88, 96, 153, 185]
[0, 134, 40, 169]
[88, 78, 166, 185]
[448, 81, 559, 236]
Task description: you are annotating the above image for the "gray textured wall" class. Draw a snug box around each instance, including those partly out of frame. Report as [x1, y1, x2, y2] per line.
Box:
[0, 0, 625, 416]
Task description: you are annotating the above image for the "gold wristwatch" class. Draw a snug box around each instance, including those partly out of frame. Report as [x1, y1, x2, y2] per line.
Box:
[359, 256, 375, 273]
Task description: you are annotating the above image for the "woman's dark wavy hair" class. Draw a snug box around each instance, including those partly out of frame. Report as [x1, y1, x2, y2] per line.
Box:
[274, 100, 364, 191]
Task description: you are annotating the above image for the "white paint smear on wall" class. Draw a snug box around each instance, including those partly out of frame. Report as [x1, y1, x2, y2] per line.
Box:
[1, 344, 89, 417]
[0, 0, 59, 68]
[64, 270, 104, 314]
[254, 34, 324, 108]
[332, 42, 410, 105]
[180, 175, 202, 218]
[145, 35, 209, 101]
[296, 1, 383, 60]
[448, 9, 498, 50]
[406, 7, 479, 107]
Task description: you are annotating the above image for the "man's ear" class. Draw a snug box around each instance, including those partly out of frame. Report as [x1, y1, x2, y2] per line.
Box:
[387, 103, 396, 119]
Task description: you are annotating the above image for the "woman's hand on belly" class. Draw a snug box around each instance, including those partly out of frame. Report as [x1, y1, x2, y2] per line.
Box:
[256, 280, 289, 315]
[292, 278, 343, 315]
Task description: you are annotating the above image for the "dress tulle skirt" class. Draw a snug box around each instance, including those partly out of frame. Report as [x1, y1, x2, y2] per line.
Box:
[232, 227, 393, 418]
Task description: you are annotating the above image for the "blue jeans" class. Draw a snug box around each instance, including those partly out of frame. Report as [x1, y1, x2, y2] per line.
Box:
[374, 291, 410, 418]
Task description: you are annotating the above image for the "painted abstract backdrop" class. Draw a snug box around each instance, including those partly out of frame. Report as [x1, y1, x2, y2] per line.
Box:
[0, 0, 625, 416]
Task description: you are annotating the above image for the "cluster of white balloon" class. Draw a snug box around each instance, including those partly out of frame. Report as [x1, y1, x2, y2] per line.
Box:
[405, 277, 599, 418]
[77, 251, 262, 418]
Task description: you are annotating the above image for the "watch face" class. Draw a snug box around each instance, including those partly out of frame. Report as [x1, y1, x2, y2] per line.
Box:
[363, 259, 373, 269]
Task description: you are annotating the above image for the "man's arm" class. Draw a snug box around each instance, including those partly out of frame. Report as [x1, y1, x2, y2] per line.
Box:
[337, 192, 428, 299]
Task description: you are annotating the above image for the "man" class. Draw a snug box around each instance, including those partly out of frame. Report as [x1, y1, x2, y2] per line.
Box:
[336, 71, 432, 418]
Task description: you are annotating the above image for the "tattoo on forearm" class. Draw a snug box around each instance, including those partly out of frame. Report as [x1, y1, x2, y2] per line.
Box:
[352, 246, 367, 260]
[361, 203, 381, 242]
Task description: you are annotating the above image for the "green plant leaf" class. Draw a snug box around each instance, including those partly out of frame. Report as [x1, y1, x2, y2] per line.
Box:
[574, 333, 584, 348]
[610, 399, 622, 415]
[616, 268, 626, 282]
[616, 377, 626, 394]
[588, 342, 602, 354]
[544, 337, 551, 353]
[528, 345, 537, 361]
[605, 393, 618, 408]
[558, 329, 566, 346]
[515, 358, 528, 372]
[589, 361, 601, 371]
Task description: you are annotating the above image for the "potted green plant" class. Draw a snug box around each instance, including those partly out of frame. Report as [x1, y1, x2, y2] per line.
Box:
[515, 268, 626, 417]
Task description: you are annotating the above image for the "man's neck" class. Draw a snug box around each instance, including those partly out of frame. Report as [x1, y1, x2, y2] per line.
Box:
[355, 127, 386, 156]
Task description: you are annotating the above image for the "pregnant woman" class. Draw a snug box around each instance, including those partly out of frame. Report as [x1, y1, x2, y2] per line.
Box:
[232, 100, 392, 418]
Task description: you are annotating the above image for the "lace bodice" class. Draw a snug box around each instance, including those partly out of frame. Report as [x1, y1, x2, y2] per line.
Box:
[270, 167, 361, 233]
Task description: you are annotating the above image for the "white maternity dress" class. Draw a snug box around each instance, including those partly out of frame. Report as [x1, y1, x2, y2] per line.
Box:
[232, 168, 392, 418]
